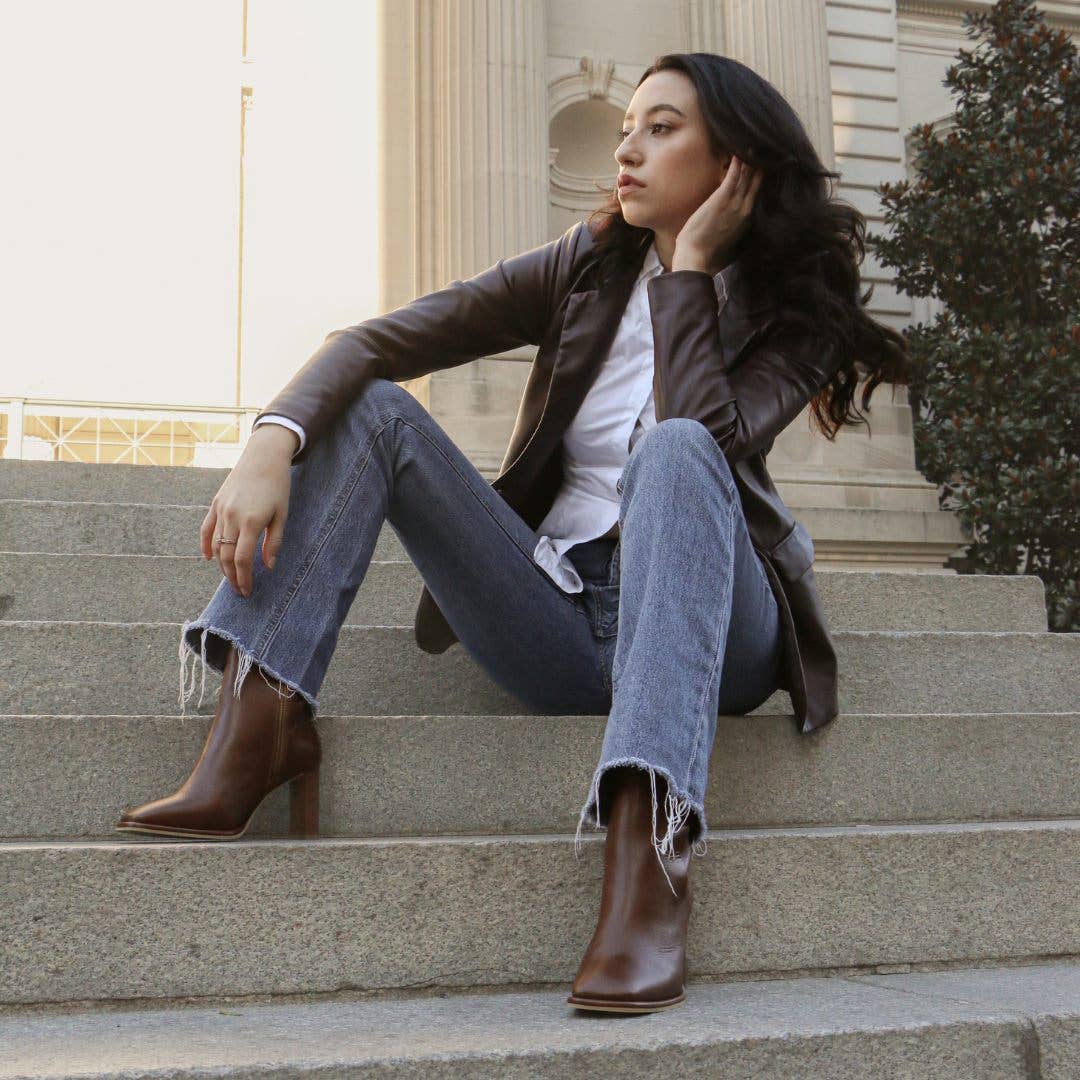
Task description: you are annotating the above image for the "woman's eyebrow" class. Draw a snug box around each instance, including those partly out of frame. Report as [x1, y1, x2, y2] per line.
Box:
[622, 104, 687, 123]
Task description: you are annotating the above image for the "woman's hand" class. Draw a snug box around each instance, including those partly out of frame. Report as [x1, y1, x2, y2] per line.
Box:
[199, 425, 297, 597]
[672, 155, 763, 273]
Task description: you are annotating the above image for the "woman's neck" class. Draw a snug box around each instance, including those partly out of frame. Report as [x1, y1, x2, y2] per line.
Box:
[652, 232, 676, 273]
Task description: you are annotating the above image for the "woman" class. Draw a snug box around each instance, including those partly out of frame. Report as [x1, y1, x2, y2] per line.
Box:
[116, 53, 907, 1013]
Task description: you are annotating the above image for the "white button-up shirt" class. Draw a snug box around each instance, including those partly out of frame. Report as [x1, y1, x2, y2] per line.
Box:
[254, 239, 730, 595]
[532, 240, 728, 592]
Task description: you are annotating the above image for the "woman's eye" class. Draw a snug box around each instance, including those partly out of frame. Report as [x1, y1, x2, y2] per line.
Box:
[616, 124, 669, 141]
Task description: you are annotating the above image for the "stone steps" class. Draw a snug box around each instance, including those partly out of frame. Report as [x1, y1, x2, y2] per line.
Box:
[2, 821, 1077, 1005]
[0, 499, 407, 560]
[0, 458, 238, 505]
[3, 711, 1077, 841]
[1, 455, 1076, 1077]
[0, 549, 1050, 630]
[2, 961, 1077, 1079]
[0, 498, 967, 571]
[1, 621, 1076, 717]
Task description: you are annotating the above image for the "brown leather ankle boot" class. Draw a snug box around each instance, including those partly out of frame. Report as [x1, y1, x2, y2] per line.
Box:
[567, 766, 693, 1013]
[116, 645, 321, 840]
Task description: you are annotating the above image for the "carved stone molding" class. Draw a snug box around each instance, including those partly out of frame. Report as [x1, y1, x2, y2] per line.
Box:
[579, 56, 616, 100]
[903, 112, 956, 176]
[548, 60, 637, 116]
[898, 0, 1080, 32]
[548, 59, 638, 213]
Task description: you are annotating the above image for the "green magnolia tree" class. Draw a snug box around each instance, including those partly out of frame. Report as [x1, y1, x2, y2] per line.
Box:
[868, 0, 1079, 632]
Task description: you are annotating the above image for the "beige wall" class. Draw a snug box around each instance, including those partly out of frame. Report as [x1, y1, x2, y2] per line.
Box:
[1, 0, 378, 411]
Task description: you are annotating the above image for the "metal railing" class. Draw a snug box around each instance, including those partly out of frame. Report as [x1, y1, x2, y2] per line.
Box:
[0, 397, 261, 468]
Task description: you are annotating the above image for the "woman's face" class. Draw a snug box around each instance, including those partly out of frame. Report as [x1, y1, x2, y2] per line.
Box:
[614, 70, 731, 237]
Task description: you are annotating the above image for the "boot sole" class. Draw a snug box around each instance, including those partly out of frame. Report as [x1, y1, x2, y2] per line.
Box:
[114, 770, 318, 841]
[113, 821, 254, 840]
[566, 992, 686, 1013]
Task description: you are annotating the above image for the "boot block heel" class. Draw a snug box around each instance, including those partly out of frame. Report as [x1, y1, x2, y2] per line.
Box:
[288, 768, 320, 838]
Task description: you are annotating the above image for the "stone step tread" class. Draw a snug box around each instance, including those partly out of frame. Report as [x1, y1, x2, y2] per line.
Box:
[8, 815, 1076, 846]
[7, 816, 1077, 848]
[0, 617, 1067, 638]
[0, 497, 961, 521]
[0, 441, 930, 496]
[1, 820, 1076, 1005]
[6, 820, 1071, 1006]
[0, 962, 1077, 1079]
[0, 550, 1050, 631]
[2, 712, 1077, 840]
[0, 499, 408, 559]
[0, 498, 971, 575]
[0, 460, 238, 505]
[1, 623, 1076, 717]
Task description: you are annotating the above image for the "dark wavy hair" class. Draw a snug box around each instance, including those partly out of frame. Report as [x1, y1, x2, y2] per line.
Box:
[587, 52, 908, 440]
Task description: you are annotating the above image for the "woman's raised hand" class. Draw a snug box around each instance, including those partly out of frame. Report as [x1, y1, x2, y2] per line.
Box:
[199, 425, 298, 597]
[673, 155, 763, 273]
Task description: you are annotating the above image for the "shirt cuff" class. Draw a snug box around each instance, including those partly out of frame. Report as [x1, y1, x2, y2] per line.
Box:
[253, 415, 306, 457]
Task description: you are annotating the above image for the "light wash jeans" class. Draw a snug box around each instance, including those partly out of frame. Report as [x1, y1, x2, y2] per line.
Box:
[180, 376, 783, 891]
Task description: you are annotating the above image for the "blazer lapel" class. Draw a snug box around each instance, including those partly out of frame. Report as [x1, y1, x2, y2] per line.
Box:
[496, 235, 651, 483]
[541, 268, 643, 433]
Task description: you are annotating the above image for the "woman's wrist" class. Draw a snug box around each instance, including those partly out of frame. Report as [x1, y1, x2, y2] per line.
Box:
[671, 243, 733, 275]
[247, 423, 300, 459]
[671, 247, 710, 274]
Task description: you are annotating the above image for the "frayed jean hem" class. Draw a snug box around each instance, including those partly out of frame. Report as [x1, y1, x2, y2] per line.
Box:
[573, 757, 709, 896]
[178, 619, 320, 721]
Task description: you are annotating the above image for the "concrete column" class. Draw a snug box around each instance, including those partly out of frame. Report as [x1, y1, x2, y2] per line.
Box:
[416, 0, 549, 291]
[723, 0, 835, 171]
[686, 0, 726, 54]
[381, 0, 550, 469]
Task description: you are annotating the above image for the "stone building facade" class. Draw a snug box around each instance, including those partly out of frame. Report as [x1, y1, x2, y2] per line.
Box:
[377, 0, 1079, 571]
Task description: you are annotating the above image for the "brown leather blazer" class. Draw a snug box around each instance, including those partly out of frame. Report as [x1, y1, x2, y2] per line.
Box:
[255, 221, 841, 735]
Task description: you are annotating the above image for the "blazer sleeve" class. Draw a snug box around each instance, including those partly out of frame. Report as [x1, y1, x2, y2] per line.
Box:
[255, 221, 586, 465]
[647, 269, 838, 464]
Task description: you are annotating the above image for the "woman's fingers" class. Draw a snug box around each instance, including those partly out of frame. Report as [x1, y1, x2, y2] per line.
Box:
[736, 159, 754, 200]
[738, 162, 762, 215]
[262, 507, 287, 571]
[216, 513, 240, 592]
[201, 437, 293, 595]
[200, 503, 218, 561]
[750, 165, 764, 197]
[232, 520, 261, 597]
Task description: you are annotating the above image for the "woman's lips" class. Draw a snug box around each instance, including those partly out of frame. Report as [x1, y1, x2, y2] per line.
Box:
[618, 180, 645, 193]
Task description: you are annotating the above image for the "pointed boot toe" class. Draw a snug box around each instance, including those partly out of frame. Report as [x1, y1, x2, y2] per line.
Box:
[567, 944, 687, 1013]
[115, 789, 258, 840]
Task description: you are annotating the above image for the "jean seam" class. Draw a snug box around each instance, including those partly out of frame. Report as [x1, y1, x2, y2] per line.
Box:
[591, 620, 612, 696]
[683, 495, 736, 790]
